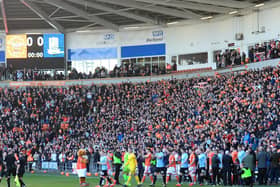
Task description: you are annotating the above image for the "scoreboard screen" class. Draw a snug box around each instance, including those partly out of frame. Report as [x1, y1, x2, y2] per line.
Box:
[7, 34, 65, 69]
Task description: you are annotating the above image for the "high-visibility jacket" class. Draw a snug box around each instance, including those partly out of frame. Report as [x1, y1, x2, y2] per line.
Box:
[113, 155, 122, 164]
[151, 159, 156, 166]
[241, 168, 252, 179]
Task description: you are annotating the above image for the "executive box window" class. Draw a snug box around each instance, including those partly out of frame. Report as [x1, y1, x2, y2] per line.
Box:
[178, 52, 208, 66]
[118, 43, 166, 77]
[72, 59, 118, 74]
[68, 47, 118, 77]
[119, 56, 166, 76]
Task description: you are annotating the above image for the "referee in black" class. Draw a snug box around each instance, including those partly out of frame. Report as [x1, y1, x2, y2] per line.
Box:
[16, 151, 27, 187]
[4, 148, 17, 187]
[0, 149, 5, 184]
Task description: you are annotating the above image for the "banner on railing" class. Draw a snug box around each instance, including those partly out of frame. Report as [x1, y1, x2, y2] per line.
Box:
[42, 162, 58, 170]
[9, 81, 66, 87]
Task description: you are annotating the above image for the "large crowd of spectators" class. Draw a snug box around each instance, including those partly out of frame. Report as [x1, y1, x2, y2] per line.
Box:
[0, 65, 279, 184]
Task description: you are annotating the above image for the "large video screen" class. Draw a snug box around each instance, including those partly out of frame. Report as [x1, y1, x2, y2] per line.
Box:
[7, 34, 65, 69]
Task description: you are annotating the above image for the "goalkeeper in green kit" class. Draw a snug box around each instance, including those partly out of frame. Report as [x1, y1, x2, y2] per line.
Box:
[122, 148, 131, 186]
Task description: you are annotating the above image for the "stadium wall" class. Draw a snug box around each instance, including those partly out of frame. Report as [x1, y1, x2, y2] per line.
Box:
[66, 5, 280, 71]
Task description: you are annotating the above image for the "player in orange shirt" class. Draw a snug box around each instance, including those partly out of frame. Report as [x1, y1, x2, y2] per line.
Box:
[189, 150, 197, 186]
[141, 149, 154, 184]
[166, 149, 180, 186]
[207, 149, 215, 183]
[232, 149, 238, 164]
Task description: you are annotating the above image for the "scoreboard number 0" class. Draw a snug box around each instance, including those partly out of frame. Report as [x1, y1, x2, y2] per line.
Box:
[27, 36, 44, 47]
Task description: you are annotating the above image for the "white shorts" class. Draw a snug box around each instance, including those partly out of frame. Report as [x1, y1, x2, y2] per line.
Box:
[167, 167, 177, 176]
[176, 164, 181, 175]
[189, 166, 196, 177]
[144, 166, 151, 175]
[209, 166, 213, 175]
[77, 169, 87, 178]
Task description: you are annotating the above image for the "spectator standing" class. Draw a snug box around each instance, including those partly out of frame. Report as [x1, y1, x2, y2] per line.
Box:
[256, 147, 269, 185]
[269, 148, 280, 185]
[67, 152, 74, 172]
[222, 150, 233, 186]
[59, 152, 66, 171]
[93, 150, 100, 172]
[211, 150, 220, 185]
[242, 149, 256, 186]
[33, 152, 39, 170]
[86, 150, 91, 173]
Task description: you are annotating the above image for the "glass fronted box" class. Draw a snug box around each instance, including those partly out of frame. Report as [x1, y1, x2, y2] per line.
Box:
[116, 56, 166, 77]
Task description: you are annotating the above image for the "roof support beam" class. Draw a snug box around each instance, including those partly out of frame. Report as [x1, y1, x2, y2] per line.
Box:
[182, 0, 254, 9]
[0, 18, 43, 21]
[0, 0, 8, 33]
[49, 7, 60, 18]
[45, 0, 119, 31]
[66, 0, 157, 25]
[20, 0, 65, 33]
[55, 18, 95, 23]
[134, 0, 236, 14]
[52, 7, 135, 19]
[94, 0, 201, 19]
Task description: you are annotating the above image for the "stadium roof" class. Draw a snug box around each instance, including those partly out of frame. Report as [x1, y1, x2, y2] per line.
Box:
[0, 0, 277, 33]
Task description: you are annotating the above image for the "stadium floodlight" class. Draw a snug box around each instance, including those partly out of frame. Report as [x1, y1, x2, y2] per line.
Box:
[200, 16, 213, 20]
[167, 21, 179, 25]
[75, 30, 93, 33]
[255, 3, 264, 8]
[229, 11, 238, 15]
[123, 26, 140, 30]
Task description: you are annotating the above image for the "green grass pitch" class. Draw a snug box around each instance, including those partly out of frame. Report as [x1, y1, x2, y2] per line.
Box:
[0, 173, 269, 187]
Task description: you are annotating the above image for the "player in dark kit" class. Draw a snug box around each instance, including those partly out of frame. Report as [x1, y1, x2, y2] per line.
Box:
[16, 151, 27, 187]
[4, 148, 17, 187]
[0, 150, 5, 184]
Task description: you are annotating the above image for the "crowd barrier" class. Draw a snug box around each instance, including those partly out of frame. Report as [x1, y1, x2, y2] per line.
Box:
[30, 162, 88, 174]
[1, 59, 280, 88]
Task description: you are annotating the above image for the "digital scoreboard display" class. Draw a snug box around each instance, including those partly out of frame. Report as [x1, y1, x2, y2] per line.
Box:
[7, 34, 65, 69]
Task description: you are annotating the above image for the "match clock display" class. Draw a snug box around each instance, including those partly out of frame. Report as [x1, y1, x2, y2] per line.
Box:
[27, 34, 44, 60]
[7, 33, 65, 69]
